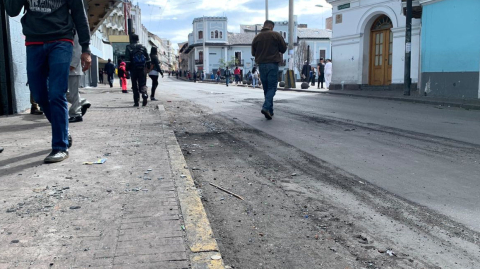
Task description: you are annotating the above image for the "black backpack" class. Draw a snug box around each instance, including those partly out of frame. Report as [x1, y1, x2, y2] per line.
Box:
[132, 45, 146, 69]
[118, 67, 124, 78]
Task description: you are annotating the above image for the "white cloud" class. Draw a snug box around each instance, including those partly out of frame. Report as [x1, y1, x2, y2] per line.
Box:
[137, 0, 332, 44]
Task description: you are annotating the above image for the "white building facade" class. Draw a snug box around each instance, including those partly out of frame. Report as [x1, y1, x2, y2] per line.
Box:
[326, 0, 421, 90]
[182, 16, 326, 80]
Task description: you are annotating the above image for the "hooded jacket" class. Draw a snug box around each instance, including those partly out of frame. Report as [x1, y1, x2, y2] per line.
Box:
[5, 0, 91, 53]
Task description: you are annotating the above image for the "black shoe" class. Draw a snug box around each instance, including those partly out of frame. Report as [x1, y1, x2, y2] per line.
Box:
[44, 150, 69, 163]
[122, 90, 129, 93]
[151, 97, 157, 101]
[133, 103, 139, 107]
[69, 116, 83, 123]
[0, 147, 3, 153]
[261, 109, 272, 120]
[142, 93, 148, 106]
[68, 134, 72, 148]
[81, 103, 91, 116]
[31, 107, 44, 115]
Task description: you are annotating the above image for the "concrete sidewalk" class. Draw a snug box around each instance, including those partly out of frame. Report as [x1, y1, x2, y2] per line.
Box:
[177, 77, 480, 110]
[0, 88, 223, 268]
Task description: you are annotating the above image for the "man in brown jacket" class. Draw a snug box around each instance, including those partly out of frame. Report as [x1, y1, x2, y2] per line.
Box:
[252, 20, 287, 120]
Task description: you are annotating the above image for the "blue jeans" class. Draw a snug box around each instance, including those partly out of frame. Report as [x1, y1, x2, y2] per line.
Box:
[226, 77, 230, 86]
[252, 77, 258, 88]
[259, 63, 279, 114]
[27, 42, 73, 151]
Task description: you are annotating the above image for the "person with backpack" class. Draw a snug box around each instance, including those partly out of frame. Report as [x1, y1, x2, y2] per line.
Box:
[125, 34, 150, 106]
[252, 67, 260, 89]
[225, 67, 232, 87]
[118, 61, 128, 93]
[148, 47, 164, 101]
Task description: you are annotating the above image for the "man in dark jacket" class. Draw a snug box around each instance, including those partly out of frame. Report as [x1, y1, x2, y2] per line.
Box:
[317, 58, 325, 89]
[301, 61, 311, 82]
[251, 20, 287, 120]
[125, 34, 150, 106]
[104, 59, 115, 87]
[5, 0, 91, 163]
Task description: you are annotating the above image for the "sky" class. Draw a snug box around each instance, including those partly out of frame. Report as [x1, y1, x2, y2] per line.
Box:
[135, 0, 332, 49]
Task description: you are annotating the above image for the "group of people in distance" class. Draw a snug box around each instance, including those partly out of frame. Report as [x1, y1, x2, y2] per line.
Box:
[103, 35, 165, 107]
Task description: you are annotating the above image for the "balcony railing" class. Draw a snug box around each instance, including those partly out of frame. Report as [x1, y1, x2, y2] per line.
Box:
[195, 59, 203, 65]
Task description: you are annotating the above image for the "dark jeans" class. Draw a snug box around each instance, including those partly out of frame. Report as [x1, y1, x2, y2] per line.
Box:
[107, 73, 114, 87]
[318, 74, 324, 88]
[99, 74, 103, 84]
[258, 63, 279, 114]
[27, 41, 72, 151]
[131, 68, 147, 103]
[149, 75, 158, 98]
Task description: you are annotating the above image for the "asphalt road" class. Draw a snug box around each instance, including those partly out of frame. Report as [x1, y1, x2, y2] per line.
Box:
[158, 77, 480, 233]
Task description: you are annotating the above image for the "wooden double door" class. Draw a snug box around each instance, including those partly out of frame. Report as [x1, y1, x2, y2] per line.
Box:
[369, 16, 393, 86]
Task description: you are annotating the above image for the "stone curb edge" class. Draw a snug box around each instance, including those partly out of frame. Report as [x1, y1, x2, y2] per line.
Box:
[157, 105, 225, 269]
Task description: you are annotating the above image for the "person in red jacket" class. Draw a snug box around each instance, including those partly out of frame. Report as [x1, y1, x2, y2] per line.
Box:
[119, 62, 128, 94]
[234, 66, 241, 85]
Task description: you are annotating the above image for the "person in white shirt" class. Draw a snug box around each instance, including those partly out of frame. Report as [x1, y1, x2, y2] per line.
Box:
[325, 59, 332, 89]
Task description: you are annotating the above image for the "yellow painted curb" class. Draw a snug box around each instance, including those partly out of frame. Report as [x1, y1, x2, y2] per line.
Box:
[158, 105, 225, 269]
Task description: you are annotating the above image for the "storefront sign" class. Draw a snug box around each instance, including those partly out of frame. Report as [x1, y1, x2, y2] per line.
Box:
[338, 3, 350, 10]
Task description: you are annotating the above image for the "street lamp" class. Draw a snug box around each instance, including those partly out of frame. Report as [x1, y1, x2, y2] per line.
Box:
[315, 4, 325, 29]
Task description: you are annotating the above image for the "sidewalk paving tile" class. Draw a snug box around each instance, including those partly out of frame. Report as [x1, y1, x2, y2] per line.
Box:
[0, 88, 191, 269]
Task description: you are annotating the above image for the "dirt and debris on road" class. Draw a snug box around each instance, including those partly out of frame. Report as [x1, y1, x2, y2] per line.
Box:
[164, 99, 480, 269]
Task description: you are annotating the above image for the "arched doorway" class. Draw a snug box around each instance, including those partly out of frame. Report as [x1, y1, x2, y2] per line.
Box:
[369, 15, 393, 86]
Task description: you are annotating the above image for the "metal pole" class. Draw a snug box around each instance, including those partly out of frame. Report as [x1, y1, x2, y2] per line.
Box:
[306, 45, 310, 64]
[265, 0, 268, 21]
[285, 0, 296, 88]
[404, 0, 412, 96]
[288, 0, 294, 69]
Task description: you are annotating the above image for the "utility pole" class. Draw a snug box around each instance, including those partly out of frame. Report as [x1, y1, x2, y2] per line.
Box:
[265, 0, 268, 21]
[404, 0, 412, 96]
[285, 0, 296, 88]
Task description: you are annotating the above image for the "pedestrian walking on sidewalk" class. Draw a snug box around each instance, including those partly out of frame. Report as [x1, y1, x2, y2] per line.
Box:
[99, 68, 104, 84]
[234, 66, 241, 85]
[105, 59, 115, 88]
[252, 67, 259, 88]
[67, 34, 91, 123]
[225, 67, 231, 87]
[325, 59, 332, 89]
[125, 34, 150, 107]
[216, 69, 221, 83]
[251, 20, 287, 120]
[317, 58, 325, 89]
[5, 0, 91, 163]
[148, 47, 164, 101]
[193, 70, 197, 83]
[118, 62, 128, 93]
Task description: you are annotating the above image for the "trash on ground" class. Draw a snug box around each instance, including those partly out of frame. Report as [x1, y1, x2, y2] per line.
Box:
[211, 254, 222, 260]
[83, 159, 107, 165]
[209, 182, 244, 200]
